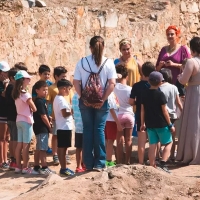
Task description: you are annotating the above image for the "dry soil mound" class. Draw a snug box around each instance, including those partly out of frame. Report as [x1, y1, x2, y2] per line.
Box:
[14, 165, 200, 200]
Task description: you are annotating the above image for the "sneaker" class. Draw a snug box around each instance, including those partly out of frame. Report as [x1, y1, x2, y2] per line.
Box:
[60, 168, 75, 176]
[1, 162, 9, 169]
[75, 167, 85, 173]
[46, 147, 52, 154]
[9, 161, 17, 170]
[53, 155, 59, 165]
[93, 167, 107, 172]
[39, 167, 56, 175]
[106, 161, 116, 167]
[22, 167, 40, 175]
[66, 154, 71, 164]
[15, 167, 22, 173]
[157, 163, 171, 174]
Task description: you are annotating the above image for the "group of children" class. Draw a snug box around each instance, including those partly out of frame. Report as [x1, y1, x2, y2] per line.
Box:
[0, 59, 182, 176]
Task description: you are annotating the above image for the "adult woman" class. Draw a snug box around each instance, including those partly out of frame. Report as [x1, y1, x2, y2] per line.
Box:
[156, 25, 190, 84]
[114, 39, 141, 87]
[176, 37, 200, 165]
[73, 36, 117, 170]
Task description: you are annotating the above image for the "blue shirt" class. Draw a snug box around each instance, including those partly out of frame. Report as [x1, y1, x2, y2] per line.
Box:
[72, 93, 83, 134]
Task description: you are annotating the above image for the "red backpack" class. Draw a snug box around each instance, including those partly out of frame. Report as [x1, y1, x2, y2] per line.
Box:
[81, 57, 108, 108]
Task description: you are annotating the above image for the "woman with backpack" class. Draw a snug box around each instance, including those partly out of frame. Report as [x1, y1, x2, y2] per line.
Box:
[73, 36, 117, 171]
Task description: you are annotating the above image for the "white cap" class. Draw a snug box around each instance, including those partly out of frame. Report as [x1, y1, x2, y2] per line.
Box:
[14, 70, 32, 80]
[0, 61, 10, 72]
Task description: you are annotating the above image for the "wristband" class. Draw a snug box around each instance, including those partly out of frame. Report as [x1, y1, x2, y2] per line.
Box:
[168, 123, 173, 129]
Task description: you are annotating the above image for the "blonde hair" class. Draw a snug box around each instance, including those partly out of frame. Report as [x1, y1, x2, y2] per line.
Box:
[119, 39, 131, 50]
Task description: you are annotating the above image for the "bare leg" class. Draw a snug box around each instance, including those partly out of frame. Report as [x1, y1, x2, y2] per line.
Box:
[57, 147, 67, 169]
[3, 141, 8, 163]
[116, 130, 124, 164]
[52, 135, 58, 156]
[156, 142, 161, 158]
[15, 142, 23, 168]
[124, 128, 133, 164]
[0, 123, 7, 163]
[76, 148, 82, 168]
[162, 142, 172, 162]
[22, 143, 30, 168]
[106, 139, 115, 161]
[137, 131, 147, 164]
[40, 151, 47, 167]
[148, 144, 157, 167]
[171, 136, 176, 159]
[34, 150, 40, 166]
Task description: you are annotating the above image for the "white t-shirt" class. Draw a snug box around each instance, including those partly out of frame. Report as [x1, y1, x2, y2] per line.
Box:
[106, 92, 119, 122]
[74, 55, 117, 90]
[53, 95, 73, 130]
[114, 83, 134, 115]
[159, 82, 179, 119]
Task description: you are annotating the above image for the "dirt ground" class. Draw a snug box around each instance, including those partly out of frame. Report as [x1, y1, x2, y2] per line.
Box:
[1, 136, 200, 200]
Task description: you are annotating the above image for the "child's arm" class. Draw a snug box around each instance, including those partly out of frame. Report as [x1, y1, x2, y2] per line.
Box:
[175, 95, 183, 112]
[110, 109, 123, 131]
[61, 109, 72, 118]
[129, 98, 136, 106]
[27, 98, 37, 112]
[161, 104, 175, 133]
[140, 104, 146, 131]
[41, 114, 52, 132]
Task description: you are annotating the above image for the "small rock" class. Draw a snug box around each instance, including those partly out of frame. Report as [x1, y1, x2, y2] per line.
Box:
[180, 1, 187, 12]
[150, 14, 157, 21]
[190, 23, 197, 33]
[35, 0, 46, 7]
[188, 2, 199, 13]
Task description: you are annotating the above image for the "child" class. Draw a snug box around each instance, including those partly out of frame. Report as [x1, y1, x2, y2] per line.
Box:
[0, 61, 10, 169]
[32, 64, 53, 154]
[159, 68, 183, 160]
[129, 62, 155, 164]
[72, 92, 85, 172]
[114, 64, 135, 164]
[33, 80, 55, 174]
[105, 92, 121, 167]
[14, 62, 28, 72]
[47, 66, 73, 165]
[140, 71, 175, 173]
[5, 68, 19, 169]
[12, 70, 37, 174]
[53, 79, 74, 176]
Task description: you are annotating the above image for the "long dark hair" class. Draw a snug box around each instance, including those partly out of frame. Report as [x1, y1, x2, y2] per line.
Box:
[12, 78, 24, 100]
[90, 36, 104, 67]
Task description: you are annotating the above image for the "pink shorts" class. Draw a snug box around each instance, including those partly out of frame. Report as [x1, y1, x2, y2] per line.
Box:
[118, 113, 135, 129]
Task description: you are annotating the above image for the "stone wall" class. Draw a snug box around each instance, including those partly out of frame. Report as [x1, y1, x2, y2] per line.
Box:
[0, 1, 180, 80]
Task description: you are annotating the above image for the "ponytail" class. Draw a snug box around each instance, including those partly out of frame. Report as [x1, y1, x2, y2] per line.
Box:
[90, 36, 104, 67]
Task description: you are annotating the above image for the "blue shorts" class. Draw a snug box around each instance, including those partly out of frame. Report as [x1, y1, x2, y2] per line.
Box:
[36, 133, 49, 151]
[147, 126, 172, 145]
[16, 121, 33, 143]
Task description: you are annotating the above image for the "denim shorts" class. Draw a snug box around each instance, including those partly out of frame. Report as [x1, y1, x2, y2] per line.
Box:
[16, 121, 33, 143]
[147, 126, 172, 145]
[7, 121, 18, 141]
[36, 133, 49, 151]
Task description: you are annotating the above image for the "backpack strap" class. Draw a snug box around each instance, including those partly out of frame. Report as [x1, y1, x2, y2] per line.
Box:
[81, 57, 92, 73]
[98, 59, 108, 74]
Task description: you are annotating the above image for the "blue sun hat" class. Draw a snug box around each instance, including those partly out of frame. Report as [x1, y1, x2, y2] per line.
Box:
[14, 70, 32, 80]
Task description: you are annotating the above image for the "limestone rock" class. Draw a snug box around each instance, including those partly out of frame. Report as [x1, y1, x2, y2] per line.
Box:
[190, 23, 197, 33]
[180, 1, 187, 12]
[188, 2, 199, 13]
[105, 10, 118, 28]
[35, 0, 46, 7]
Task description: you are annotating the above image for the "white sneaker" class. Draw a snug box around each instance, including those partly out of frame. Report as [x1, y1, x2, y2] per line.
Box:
[22, 167, 40, 175]
[39, 167, 56, 175]
[66, 154, 71, 164]
[15, 167, 22, 173]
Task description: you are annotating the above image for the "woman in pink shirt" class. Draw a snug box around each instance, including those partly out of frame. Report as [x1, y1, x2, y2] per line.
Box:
[12, 70, 37, 174]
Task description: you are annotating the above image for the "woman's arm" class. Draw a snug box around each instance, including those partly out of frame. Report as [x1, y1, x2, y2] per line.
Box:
[27, 98, 37, 112]
[73, 79, 81, 98]
[102, 78, 116, 102]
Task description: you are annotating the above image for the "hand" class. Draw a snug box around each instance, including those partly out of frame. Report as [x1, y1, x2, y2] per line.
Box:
[49, 116, 52, 123]
[170, 126, 175, 134]
[93, 101, 104, 109]
[0, 74, 7, 82]
[140, 124, 146, 132]
[49, 127, 53, 133]
[165, 60, 175, 67]
[117, 123, 123, 132]
[159, 61, 165, 68]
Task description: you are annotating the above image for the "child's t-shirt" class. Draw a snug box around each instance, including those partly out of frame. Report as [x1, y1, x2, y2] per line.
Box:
[5, 84, 17, 121]
[159, 82, 179, 119]
[53, 95, 73, 130]
[33, 98, 50, 135]
[47, 84, 74, 120]
[106, 92, 119, 122]
[114, 83, 133, 115]
[130, 80, 150, 115]
[15, 92, 34, 124]
[72, 93, 83, 133]
[141, 89, 167, 128]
